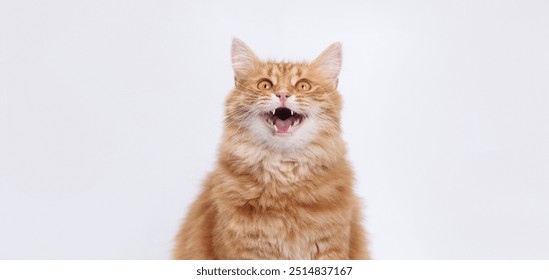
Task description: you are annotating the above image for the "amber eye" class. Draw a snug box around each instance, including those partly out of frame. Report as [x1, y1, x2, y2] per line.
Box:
[257, 79, 273, 90]
[296, 80, 312, 91]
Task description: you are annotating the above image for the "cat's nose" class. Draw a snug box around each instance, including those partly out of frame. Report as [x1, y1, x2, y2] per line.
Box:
[276, 91, 290, 107]
[275, 92, 290, 98]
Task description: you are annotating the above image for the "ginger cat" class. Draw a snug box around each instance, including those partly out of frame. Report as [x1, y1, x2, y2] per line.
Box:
[172, 39, 369, 260]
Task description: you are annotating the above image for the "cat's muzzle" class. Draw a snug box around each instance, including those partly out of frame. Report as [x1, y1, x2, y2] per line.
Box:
[264, 107, 305, 135]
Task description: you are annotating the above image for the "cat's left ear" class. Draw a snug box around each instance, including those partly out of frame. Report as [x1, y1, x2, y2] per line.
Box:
[231, 38, 260, 79]
[311, 42, 342, 88]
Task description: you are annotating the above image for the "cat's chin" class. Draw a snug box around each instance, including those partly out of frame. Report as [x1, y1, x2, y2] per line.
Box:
[264, 107, 305, 136]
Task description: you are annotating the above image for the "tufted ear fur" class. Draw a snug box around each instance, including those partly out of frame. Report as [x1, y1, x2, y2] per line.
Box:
[311, 42, 342, 88]
[231, 38, 260, 80]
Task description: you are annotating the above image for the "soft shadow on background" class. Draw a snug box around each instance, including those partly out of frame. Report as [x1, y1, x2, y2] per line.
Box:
[1, 0, 548, 259]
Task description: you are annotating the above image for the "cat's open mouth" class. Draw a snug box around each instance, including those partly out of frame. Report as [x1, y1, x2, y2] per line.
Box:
[264, 107, 305, 135]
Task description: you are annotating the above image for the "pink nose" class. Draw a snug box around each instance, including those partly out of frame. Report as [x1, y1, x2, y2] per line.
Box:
[276, 92, 287, 98]
[276, 92, 289, 107]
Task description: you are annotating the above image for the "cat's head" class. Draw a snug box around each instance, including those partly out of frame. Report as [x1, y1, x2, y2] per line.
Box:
[225, 38, 343, 152]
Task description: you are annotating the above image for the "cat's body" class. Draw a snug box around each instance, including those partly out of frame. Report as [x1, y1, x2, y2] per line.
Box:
[172, 39, 369, 259]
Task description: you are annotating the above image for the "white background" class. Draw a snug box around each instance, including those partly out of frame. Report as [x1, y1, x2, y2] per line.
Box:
[1, 0, 548, 259]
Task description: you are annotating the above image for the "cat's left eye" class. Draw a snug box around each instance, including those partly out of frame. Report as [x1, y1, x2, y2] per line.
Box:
[257, 79, 273, 90]
[296, 80, 312, 91]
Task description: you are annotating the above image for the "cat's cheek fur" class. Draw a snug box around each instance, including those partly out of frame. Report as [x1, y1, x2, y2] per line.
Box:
[248, 116, 319, 152]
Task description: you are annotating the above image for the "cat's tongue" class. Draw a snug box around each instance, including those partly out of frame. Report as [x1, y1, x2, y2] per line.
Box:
[275, 119, 292, 133]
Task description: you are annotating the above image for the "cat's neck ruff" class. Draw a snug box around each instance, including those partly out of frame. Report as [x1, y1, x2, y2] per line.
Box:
[220, 131, 346, 185]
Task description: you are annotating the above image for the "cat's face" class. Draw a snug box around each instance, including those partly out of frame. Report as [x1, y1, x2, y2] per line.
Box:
[225, 39, 343, 152]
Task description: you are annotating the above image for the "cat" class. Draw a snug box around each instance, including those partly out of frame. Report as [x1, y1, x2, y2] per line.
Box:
[172, 38, 369, 260]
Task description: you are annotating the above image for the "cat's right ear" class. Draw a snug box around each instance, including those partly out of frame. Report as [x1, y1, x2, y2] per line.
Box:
[231, 38, 259, 80]
[311, 42, 342, 88]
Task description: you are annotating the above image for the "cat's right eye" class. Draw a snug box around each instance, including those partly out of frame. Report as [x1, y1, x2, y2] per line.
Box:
[257, 79, 273, 90]
[295, 80, 312, 91]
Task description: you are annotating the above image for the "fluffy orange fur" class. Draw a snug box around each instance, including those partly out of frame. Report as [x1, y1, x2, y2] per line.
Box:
[172, 39, 369, 259]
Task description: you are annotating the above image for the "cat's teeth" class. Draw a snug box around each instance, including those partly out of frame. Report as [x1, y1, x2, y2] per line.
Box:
[273, 124, 278, 132]
[271, 110, 276, 115]
[294, 119, 300, 126]
[291, 110, 294, 116]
